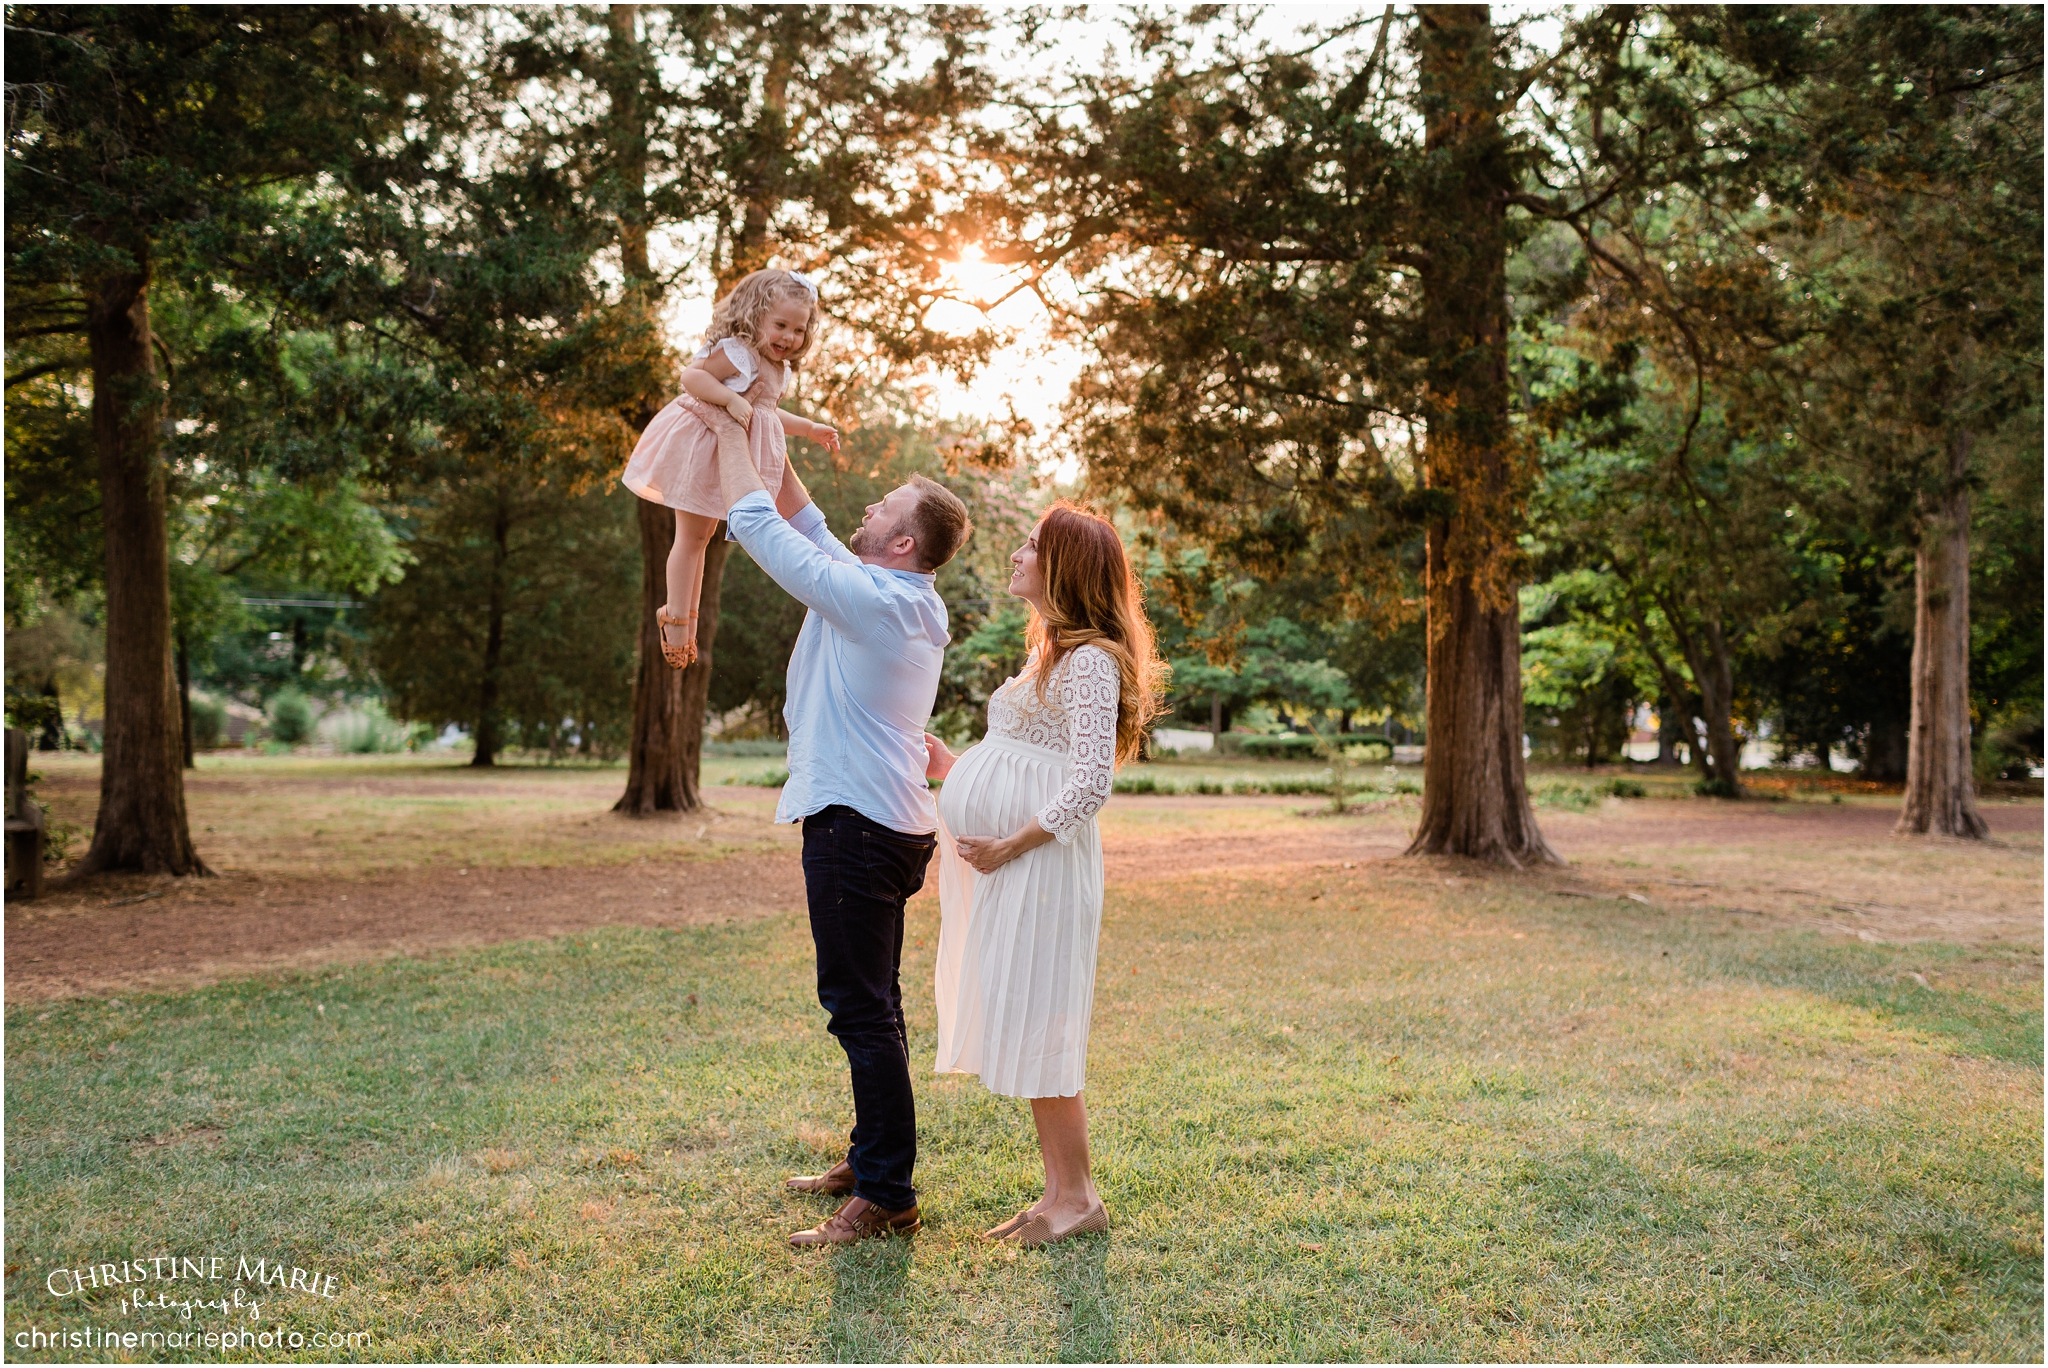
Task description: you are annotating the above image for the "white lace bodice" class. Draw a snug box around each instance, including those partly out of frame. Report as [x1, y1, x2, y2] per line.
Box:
[987, 644, 1120, 844]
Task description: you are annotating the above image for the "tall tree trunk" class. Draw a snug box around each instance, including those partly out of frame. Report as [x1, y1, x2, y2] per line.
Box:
[1897, 430, 1986, 837]
[1654, 694, 1685, 766]
[1689, 621, 1743, 793]
[473, 494, 510, 768]
[1406, 4, 1557, 867]
[75, 266, 207, 877]
[609, 1, 728, 815]
[176, 630, 194, 769]
[616, 510, 728, 814]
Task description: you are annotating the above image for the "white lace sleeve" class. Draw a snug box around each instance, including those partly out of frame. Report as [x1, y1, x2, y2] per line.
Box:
[1035, 645, 1121, 844]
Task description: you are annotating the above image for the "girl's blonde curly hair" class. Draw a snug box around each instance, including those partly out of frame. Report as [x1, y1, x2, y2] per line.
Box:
[706, 268, 819, 368]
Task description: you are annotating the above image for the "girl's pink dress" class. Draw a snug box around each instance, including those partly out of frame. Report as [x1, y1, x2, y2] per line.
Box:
[621, 338, 788, 518]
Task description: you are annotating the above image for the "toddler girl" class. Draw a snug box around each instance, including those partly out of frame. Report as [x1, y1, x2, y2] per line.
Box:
[621, 267, 841, 668]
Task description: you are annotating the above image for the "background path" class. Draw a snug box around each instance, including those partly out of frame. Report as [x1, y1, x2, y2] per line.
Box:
[9, 769, 2039, 1000]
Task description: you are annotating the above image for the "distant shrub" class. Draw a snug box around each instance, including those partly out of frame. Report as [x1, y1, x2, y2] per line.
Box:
[1694, 777, 1740, 799]
[188, 695, 225, 750]
[4, 693, 62, 738]
[1602, 778, 1647, 798]
[1531, 781, 1598, 811]
[267, 690, 314, 745]
[1113, 772, 1162, 794]
[704, 739, 789, 758]
[722, 767, 789, 788]
[1235, 734, 1322, 759]
[327, 702, 407, 754]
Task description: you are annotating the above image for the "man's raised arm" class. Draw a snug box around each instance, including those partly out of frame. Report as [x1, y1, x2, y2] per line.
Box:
[718, 419, 878, 635]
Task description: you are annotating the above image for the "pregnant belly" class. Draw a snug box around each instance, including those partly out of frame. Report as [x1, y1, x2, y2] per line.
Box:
[937, 744, 988, 834]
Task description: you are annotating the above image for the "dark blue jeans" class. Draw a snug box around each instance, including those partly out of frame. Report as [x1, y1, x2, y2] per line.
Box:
[801, 804, 936, 1212]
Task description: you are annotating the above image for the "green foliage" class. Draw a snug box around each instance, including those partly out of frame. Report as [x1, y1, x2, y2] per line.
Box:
[267, 690, 315, 746]
[187, 696, 226, 752]
[721, 767, 791, 789]
[1518, 569, 1656, 767]
[326, 702, 409, 755]
[1231, 734, 1322, 760]
[369, 484, 641, 762]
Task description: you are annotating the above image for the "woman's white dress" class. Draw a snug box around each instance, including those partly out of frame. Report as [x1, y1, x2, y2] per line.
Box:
[934, 644, 1119, 1099]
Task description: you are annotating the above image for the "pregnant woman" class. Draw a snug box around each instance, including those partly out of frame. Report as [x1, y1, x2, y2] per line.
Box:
[922, 502, 1164, 1247]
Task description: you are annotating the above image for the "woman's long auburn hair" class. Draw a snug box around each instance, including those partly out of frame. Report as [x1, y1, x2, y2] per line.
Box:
[1026, 503, 1168, 767]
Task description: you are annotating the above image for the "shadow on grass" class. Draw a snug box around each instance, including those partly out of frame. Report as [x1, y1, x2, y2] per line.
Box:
[824, 1235, 914, 1361]
[1691, 935, 2043, 1067]
[1046, 1230, 1117, 1362]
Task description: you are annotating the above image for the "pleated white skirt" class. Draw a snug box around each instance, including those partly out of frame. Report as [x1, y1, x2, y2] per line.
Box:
[933, 732, 1104, 1099]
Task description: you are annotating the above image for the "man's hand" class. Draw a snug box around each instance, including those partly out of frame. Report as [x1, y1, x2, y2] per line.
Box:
[924, 732, 955, 781]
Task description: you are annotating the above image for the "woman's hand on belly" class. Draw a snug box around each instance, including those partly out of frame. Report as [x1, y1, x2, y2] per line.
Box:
[953, 819, 1058, 874]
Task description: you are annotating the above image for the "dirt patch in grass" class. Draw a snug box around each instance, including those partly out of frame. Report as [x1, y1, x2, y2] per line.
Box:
[6, 855, 806, 1002]
[12, 761, 2037, 1002]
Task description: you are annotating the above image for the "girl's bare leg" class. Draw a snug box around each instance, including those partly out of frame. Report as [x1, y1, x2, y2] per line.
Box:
[1026, 1093, 1100, 1224]
[660, 510, 721, 667]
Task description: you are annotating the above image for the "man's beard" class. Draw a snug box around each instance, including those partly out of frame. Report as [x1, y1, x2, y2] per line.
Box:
[848, 516, 898, 557]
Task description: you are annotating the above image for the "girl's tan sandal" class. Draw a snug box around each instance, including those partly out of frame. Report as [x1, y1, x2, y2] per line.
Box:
[1005, 1200, 1108, 1248]
[657, 608, 698, 670]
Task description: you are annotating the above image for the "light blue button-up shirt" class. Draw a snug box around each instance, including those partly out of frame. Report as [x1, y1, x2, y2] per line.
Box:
[725, 490, 948, 835]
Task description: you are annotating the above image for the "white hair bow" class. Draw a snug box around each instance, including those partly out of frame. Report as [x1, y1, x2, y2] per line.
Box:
[788, 270, 819, 300]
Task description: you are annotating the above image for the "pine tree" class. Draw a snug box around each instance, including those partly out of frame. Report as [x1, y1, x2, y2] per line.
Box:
[4, 6, 445, 874]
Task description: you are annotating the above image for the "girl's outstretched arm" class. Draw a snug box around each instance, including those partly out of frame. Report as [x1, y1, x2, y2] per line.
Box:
[680, 349, 753, 427]
[776, 408, 840, 452]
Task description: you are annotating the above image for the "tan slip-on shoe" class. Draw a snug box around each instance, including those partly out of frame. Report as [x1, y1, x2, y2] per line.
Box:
[1005, 1200, 1108, 1248]
[785, 1158, 856, 1196]
[788, 1196, 921, 1249]
[982, 1208, 1035, 1241]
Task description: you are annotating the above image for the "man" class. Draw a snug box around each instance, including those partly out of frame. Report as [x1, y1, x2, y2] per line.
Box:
[716, 432, 971, 1248]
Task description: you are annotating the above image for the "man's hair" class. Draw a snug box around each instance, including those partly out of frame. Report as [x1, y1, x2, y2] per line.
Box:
[903, 474, 971, 571]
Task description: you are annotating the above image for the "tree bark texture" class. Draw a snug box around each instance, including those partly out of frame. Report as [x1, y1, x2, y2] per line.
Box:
[1896, 431, 1987, 838]
[1405, 4, 1558, 866]
[472, 493, 510, 767]
[615, 504, 728, 814]
[77, 266, 207, 876]
[1654, 695, 1686, 766]
[1683, 620, 1742, 792]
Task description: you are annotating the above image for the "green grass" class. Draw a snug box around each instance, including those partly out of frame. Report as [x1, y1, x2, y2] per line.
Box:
[6, 866, 2040, 1361]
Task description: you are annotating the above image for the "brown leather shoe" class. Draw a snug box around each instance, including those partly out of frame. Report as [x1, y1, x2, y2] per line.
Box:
[785, 1158, 855, 1196]
[788, 1196, 921, 1249]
